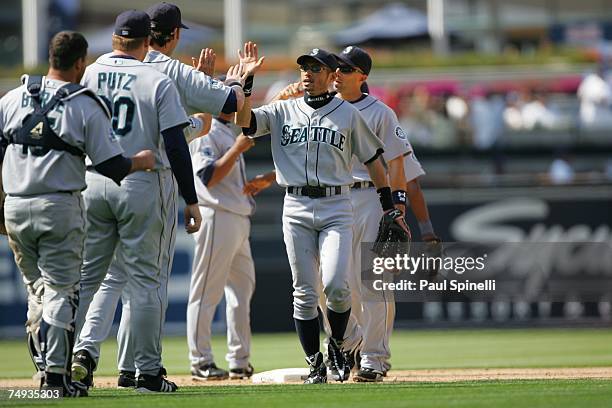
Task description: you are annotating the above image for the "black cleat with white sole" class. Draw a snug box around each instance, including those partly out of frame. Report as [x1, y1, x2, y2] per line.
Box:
[229, 364, 254, 379]
[327, 338, 349, 382]
[117, 370, 136, 388]
[191, 363, 229, 381]
[71, 350, 95, 388]
[136, 367, 178, 393]
[44, 372, 89, 397]
[304, 352, 327, 384]
[353, 367, 384, 382]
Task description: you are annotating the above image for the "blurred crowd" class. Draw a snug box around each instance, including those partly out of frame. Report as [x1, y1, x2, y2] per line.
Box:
[367, 68, 612, 151]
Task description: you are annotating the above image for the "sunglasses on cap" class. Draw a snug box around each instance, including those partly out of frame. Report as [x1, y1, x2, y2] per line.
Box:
[337, 65, 363, 74]
[299, 64, 328, 73]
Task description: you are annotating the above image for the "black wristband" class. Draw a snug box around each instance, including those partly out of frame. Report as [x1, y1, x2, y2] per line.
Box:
[392, 190, 407, 205]
[377, 187, 394, 211]
[243, 75, 254, 97]
[227, 81, 243, 89]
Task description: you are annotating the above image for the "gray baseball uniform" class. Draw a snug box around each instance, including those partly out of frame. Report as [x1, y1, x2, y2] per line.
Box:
[0, 76, 123, 377]
[250, 97, 384, 321]
[144, 50, 231, 115]
[74, 53, 188, 376]
[187, 118, 255, 371]
[74, 49, 234, 374]
[331, 94, 424, 373]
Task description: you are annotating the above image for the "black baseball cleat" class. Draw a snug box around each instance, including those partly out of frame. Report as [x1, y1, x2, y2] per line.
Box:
[344, 347, 361, 373]
[353, 367, 384, 382]
[44, 372, 88, 397]
[135, 367, 178, 393]
[304, 352, 327, 384]
[327, 338, 349, 382]
[191, 362, 229, 381]
[117, 370, 136, 388]
[229, 364, 254, 379]
[71, 350, 95, 388]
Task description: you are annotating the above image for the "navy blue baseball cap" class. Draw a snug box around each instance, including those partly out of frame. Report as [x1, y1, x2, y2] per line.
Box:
[114, 10, 151, 38]
[335, 46, 372, 75]
[297, 48, 339, 70]
[147, 2, 189, 32]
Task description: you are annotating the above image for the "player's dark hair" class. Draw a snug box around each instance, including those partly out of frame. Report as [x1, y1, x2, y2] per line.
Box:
[111, 34, 147, 52]
[48, 31, 88, 71]
[149, 28, 175, 47]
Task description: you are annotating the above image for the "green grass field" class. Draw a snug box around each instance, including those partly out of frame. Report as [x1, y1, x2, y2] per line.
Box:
[1, 328, 612, 407]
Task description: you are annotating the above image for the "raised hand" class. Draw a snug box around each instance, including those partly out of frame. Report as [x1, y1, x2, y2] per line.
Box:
[225, 62, 246, 86]
[238, 41, 265, 78]
[192, 48, 216, 76]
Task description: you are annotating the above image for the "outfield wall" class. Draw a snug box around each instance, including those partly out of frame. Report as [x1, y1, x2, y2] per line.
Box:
[0, 184, 610, 337]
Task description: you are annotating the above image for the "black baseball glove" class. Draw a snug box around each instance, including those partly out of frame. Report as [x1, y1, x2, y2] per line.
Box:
[372, 209, 411, 257]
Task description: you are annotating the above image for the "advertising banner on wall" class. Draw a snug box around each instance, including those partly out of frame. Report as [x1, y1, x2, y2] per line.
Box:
[0, 184, 610, 336]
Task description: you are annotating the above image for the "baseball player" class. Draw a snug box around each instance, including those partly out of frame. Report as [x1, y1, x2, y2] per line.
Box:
[333, 46, 441, 382]
[71, 3, 259, 388]
[237, 48, 409, 383]
[187, 107, 257, 381]
[0, 31, 154, 396]
[70, 10, 200, 393]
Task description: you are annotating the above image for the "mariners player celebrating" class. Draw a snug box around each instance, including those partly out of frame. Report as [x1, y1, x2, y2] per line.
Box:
[237, 48, 409, 383]
[334, 46, 441, 382]
[72, 3, 257, 389]
[72, 10, 198, 393]
[187, 105, 257, 381]
[0, 31, 154, 396]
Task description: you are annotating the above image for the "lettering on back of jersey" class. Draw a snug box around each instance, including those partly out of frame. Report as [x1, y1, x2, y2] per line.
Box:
[97, 72, 137, 91]
[21, 91, 52, 108]
[281, 124, 345, 151]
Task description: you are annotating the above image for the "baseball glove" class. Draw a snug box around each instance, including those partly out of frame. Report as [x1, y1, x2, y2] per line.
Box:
[372, 209, 411, 257]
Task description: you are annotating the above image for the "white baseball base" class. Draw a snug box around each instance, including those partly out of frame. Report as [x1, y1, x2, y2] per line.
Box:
[251, 368, 310, 384]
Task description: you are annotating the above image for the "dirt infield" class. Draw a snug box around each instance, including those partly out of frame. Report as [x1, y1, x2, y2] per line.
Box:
[3, 367, 612, 388]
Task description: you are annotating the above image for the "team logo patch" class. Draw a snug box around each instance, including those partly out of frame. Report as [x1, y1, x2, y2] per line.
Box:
[310, 48, 319, 56]
[395, 126, 407, 140]
[202, 147, 214, 157]
[343, 46, 353, 54]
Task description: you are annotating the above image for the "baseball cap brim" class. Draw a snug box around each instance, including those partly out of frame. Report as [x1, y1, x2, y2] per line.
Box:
[180, 22, 189, 29]
[296, 55, 338, 70]
[334, 53, 358, 70]
[297, 55, 325, 66]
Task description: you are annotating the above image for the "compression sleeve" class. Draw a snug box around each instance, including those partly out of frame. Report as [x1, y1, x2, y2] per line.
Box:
[221, 89, 238, 114]
[242, 112, 257, 135]
[94, 154, 132, 185]
[162, 124, 198, 205]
